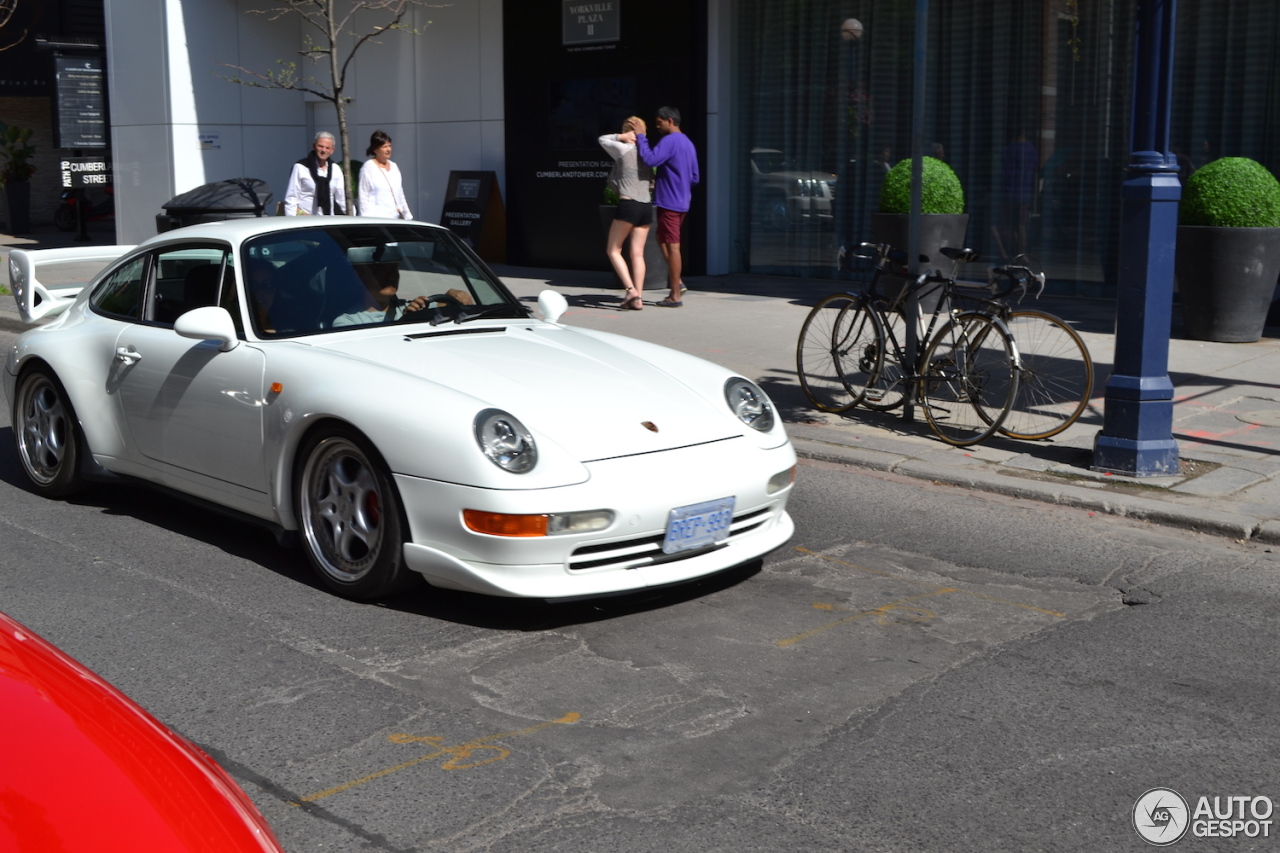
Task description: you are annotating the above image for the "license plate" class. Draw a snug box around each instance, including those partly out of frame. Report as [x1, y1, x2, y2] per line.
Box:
[662, 497, 736, 555]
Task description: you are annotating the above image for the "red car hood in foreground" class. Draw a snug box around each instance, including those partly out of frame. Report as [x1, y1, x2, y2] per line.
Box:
[0, 612, 284, 852]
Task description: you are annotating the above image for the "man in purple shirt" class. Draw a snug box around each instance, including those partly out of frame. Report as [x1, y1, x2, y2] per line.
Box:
[627, 106, 699, 306]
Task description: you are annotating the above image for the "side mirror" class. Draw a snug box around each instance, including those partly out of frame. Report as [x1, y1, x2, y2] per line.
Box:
[536, 289, 569, 324]
[174, 306, 240, 352]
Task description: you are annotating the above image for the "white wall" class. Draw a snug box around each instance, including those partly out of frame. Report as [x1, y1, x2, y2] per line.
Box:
[106, 0, 506, 244]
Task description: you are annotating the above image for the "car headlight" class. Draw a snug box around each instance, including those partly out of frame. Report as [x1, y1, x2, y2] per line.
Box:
[724, 378, 775, 433]
[474, 409, 537, 473]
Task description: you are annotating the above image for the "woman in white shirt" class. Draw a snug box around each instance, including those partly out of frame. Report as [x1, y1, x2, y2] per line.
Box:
[283, 131, 346, 216]
[358, 130, 412, 219]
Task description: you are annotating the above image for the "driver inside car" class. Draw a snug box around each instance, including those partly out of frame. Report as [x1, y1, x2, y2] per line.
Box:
[332, 261, 473, 327]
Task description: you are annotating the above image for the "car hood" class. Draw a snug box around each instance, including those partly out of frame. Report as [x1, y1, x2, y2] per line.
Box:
[754, 166, 837, 183]
[311, 324, 741, 460]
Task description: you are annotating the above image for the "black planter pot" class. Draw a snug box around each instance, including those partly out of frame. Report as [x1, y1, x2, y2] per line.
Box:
[1175, 225, 1280, 342]
[871, 212, 970, 313]
[4, 180, 31, 234]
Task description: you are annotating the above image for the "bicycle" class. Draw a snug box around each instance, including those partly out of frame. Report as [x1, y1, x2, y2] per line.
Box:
[797, 243, 1021, 446]
[977, 259, 1094, 440]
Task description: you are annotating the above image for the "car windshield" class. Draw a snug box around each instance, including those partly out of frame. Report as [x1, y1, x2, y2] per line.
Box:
[242, 223, 527, 337]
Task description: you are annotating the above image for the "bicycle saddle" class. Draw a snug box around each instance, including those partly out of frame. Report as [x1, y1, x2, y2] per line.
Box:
[939, 246, 980, 263]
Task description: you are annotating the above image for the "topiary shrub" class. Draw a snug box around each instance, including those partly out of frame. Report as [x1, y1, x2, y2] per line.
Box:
[878, 156, 965, 215]
[0, 122, 36, 185]
[1180, 157, 1280, 228]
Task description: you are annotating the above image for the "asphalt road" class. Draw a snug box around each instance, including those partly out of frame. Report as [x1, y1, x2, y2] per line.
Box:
[3, 323, 1280, 851]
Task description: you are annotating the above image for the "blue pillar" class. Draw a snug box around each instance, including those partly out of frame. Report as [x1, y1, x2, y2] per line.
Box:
[1092, 0, 1180, 476]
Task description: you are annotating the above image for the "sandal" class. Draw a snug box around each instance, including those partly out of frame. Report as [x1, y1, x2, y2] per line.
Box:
[621, 292, 643, 310]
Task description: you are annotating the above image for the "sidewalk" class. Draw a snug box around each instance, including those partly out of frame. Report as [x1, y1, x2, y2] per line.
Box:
[5, 222, 1280, 543]
[491, 265, 1280, 545]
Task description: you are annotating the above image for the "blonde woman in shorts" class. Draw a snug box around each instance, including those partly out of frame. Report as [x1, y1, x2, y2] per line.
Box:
[599, 116, 654, 310]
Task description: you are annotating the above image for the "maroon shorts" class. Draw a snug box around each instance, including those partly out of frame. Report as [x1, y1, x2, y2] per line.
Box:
[656, 208, 686, 245]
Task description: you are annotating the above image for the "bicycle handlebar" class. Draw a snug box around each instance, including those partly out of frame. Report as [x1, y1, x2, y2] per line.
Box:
[988, 264, 1045, 302]
[854, 241, 1047, 304]
[855, 241, 908, 270]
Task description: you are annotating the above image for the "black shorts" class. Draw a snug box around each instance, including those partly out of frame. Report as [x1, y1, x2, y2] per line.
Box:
[613, 198, 654, 226]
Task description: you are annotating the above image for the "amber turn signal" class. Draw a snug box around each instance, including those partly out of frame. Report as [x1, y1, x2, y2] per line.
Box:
[463, 510, 549, 537]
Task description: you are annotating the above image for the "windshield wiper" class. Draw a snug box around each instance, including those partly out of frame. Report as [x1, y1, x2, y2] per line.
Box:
[455, 303, 531, 324]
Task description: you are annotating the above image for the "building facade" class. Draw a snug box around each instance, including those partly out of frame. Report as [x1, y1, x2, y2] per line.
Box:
[1, 1, 1273, 298]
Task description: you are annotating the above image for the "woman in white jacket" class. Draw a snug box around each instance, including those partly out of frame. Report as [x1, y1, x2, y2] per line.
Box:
[283, 131, 346, 216]
[358, 130, 411, 219]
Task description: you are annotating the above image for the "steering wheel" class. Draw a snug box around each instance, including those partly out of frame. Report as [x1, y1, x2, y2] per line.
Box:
[425, 293, 466, 307]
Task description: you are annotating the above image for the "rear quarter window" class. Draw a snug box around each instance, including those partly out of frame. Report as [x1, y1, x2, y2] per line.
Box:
[90, 256, 147, 320]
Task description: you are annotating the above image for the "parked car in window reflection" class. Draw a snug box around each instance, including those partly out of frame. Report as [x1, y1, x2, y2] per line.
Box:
[751, 148, 837, 230]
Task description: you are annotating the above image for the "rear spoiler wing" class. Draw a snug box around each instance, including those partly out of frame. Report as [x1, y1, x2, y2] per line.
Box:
[8, 245, 135, 323]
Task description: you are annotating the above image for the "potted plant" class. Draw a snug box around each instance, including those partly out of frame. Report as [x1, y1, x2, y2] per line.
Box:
[872, 156, 968, 311]
[0, 121, 36, 234]
[1175, 156, 1280, 342]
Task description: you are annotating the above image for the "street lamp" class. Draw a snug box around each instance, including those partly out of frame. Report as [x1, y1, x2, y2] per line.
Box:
[836, 19, 863, 275]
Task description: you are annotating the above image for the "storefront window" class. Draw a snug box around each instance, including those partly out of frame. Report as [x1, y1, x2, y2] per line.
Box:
[735, 1, 1133, 295]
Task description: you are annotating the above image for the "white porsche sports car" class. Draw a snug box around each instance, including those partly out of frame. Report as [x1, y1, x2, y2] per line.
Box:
[5, 218, 795, 600]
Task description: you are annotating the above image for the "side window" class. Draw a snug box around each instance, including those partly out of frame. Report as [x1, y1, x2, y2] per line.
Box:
[151, 247, 230, 326]
[90, 256, 147, 320]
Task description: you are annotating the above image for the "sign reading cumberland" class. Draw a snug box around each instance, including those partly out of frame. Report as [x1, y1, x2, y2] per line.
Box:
[60, 157, 112, 189]
[562, 0, 619, 46]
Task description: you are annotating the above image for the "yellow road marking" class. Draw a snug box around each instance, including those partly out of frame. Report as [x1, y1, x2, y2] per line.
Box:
[298, 712, 581, 803]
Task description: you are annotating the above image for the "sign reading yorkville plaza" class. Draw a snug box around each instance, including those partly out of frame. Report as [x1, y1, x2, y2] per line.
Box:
[562, 1, 619, 46]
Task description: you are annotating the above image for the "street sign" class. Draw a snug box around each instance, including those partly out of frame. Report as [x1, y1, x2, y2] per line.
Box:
[439, 171, 506, 262]
[53, 54, 107, 149]
[59, 156, 112, 189]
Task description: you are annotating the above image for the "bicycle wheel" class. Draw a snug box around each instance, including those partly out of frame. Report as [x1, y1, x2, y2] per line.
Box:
[920, 314, 1019, 446]
[999, 310, 1094, 440]
[860, 304, 909, 411]
[796, 293, 882, 413]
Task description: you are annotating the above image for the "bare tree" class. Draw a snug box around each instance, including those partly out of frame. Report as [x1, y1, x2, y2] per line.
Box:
[0, 0, 29, 53]
[220, 0, 437, 207]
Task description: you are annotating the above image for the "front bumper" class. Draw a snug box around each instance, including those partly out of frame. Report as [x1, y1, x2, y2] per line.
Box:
[395, 437, 796, 598]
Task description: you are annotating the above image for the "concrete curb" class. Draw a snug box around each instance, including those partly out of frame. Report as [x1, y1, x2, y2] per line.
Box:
[792, 437, 1263, 541]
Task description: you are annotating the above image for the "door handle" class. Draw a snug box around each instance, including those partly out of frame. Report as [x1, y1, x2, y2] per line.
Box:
[115, 346, 142, 365]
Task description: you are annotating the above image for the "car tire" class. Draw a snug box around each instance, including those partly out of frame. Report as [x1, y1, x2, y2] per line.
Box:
[296, 426, 420, 600]
[12, 366, 86, 498]
[54, 203, 77, 232]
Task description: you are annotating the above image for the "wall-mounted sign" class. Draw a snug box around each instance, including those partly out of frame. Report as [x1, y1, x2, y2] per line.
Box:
[562, 1, 619, 46]
[199, 133, 221, 150]
[59, 156, 112, 188]
[53, 54, 107, 149]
